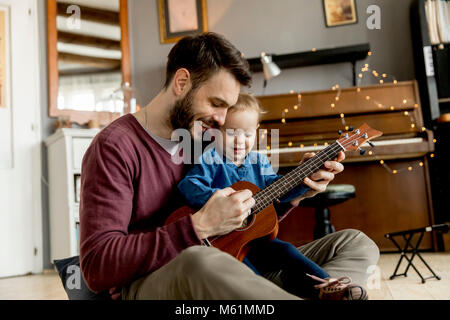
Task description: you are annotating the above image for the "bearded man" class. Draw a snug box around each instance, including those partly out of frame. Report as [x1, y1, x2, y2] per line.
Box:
[79, 32, 379, 300]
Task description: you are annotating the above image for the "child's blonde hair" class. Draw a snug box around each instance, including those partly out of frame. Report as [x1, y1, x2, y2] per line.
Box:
[228, 93, 265, 120]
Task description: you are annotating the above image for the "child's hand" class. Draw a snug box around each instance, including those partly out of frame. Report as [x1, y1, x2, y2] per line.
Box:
[289, 151, 345, 206]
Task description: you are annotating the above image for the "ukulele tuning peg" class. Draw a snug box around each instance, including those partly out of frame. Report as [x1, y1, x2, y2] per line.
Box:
[368, 141, 375, 148]
[338, 130, 343, 135]
[359, 149, 366, 155]
[349, 126, 354, 131]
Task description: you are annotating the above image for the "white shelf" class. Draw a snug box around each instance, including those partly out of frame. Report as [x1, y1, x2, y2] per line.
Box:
[45, 128, 98, 263]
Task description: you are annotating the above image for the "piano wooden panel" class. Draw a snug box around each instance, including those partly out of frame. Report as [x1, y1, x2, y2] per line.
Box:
[258, 81, 422, 121]
[257, 81, 436, 251]
[277, 158, 435, 251]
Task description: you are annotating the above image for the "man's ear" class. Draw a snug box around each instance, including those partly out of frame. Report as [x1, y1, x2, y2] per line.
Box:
[172, 68, 191, 96]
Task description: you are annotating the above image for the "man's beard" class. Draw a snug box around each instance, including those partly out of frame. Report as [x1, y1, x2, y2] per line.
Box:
[168, 88, 196, 132]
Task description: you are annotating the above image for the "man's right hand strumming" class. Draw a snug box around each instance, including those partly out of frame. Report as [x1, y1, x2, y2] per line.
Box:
[191, 188, 255, 239]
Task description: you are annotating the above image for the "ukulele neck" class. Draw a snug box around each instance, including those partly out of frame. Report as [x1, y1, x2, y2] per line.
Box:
[252, 141, 344, 213]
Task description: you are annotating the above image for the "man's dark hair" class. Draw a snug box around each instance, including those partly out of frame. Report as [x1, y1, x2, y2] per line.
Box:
[164, 32, 252, 90]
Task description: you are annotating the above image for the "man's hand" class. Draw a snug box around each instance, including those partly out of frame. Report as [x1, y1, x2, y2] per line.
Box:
[191, 187, 255, 239]
[289, 151, 345, 206]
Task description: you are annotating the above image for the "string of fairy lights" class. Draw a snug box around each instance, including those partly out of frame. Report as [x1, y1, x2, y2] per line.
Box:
[265, 50, 436, 175]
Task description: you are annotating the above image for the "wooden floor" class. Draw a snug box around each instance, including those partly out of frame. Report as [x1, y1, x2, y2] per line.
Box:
[0, 253, 449, 300]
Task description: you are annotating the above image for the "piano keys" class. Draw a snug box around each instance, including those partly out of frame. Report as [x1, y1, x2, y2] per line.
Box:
[256, 81, 436, 251]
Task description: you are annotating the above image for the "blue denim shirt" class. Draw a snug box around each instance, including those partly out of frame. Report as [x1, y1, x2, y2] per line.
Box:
[178, 148, 309, 209]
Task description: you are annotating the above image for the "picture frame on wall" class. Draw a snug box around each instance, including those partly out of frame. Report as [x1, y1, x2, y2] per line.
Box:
[158, 0, 208, 44]
[323, 0, 358, 27]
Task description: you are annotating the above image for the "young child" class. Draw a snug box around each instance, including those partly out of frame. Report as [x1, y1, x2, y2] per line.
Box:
[177, 93, 363, 300]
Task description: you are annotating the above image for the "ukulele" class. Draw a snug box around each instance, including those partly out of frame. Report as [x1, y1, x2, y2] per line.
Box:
[165, 123, 383, 261]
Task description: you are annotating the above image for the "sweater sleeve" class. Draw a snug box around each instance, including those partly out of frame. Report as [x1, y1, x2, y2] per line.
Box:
[79, 139, 202, 293]
[177, 162, 221, 209]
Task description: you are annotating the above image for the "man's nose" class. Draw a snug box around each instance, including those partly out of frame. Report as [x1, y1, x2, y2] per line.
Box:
[212, 108, 227, 126]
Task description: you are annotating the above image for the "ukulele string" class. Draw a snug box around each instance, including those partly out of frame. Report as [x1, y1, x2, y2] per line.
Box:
[253, 131, 365, 212]
[254, 132, 363, 210]
[252, 144, 341, 212]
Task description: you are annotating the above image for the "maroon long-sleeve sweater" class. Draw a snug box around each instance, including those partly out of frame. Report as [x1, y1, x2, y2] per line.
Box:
[79, 113, 296, 294]
[79, 114, 202, 293]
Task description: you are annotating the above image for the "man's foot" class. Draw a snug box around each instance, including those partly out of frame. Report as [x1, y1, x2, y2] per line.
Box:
[306, 274, 368, 300]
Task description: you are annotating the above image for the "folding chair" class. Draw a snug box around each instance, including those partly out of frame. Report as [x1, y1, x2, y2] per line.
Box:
[384, 223, 449, 283]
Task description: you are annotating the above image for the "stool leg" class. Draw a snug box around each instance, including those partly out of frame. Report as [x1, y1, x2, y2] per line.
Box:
[314, 207, 335, 239]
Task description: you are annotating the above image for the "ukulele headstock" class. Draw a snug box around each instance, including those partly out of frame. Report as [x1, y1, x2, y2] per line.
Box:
[337, 123, 383, 152]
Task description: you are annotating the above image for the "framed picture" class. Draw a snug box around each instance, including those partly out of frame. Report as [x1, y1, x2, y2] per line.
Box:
[323, 0, 358, 27]
[158, 0, 208, 44]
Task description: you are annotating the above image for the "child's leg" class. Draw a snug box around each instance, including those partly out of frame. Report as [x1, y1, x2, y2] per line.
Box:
[245, 238, 330, 298]
[242, 256, 262, 276]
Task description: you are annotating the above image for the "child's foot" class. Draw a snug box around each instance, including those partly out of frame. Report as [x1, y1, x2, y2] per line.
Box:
[306, 274, 368, 300]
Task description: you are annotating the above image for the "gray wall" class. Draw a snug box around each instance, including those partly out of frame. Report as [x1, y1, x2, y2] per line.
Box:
[39, 0, 416, 268]
[129, 0, 415, 106]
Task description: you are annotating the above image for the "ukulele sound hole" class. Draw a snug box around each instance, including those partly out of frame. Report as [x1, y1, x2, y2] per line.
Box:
[239, 212, 254, 229]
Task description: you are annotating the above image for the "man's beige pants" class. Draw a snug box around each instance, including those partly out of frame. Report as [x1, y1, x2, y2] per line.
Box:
[121, 229, 380, 300]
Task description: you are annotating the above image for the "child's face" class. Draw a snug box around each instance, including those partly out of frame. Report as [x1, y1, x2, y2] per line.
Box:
[220, 109, 259, 163]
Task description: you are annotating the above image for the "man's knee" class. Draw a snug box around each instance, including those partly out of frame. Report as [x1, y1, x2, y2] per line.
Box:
[177, 245, 231, 277]
[340, 229, 380, 264]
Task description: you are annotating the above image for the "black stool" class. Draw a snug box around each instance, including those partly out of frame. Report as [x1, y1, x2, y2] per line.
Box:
[385, 224, 449, 283]
[300, 184, 355, 239]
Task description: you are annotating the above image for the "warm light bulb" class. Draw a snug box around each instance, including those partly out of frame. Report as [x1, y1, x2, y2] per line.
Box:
[331, 103, 335, 108]
[266, 146, 271, 150]
[281, 118, 286, 123]
[393, 170, 398, 174]
[366, 96, 370, 100]
[408, 167, 412, 171]
[430, 153, 435, 158]
[288, 141, 293, 147]
[284, 108, 289, 113]
[294, 105, 298, 110]
[403, 99, 407, 104]
[300, 144, 304, 148]
[380, 160, 384, 164]
[340, 113, 345, 118]
[368, 151, 373, 155]
[404, 111, 409, 115]
[411, 124, 415, 128]
[419, 162, 424, 167]
[357, 88, 361, 92]
[324, 142, 328, 146]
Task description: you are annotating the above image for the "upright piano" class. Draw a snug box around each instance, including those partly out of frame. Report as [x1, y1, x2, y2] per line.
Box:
[257, 81, 436, 251]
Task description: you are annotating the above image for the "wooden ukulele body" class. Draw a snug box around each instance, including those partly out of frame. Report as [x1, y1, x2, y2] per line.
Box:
[165, 181, 279, 261]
